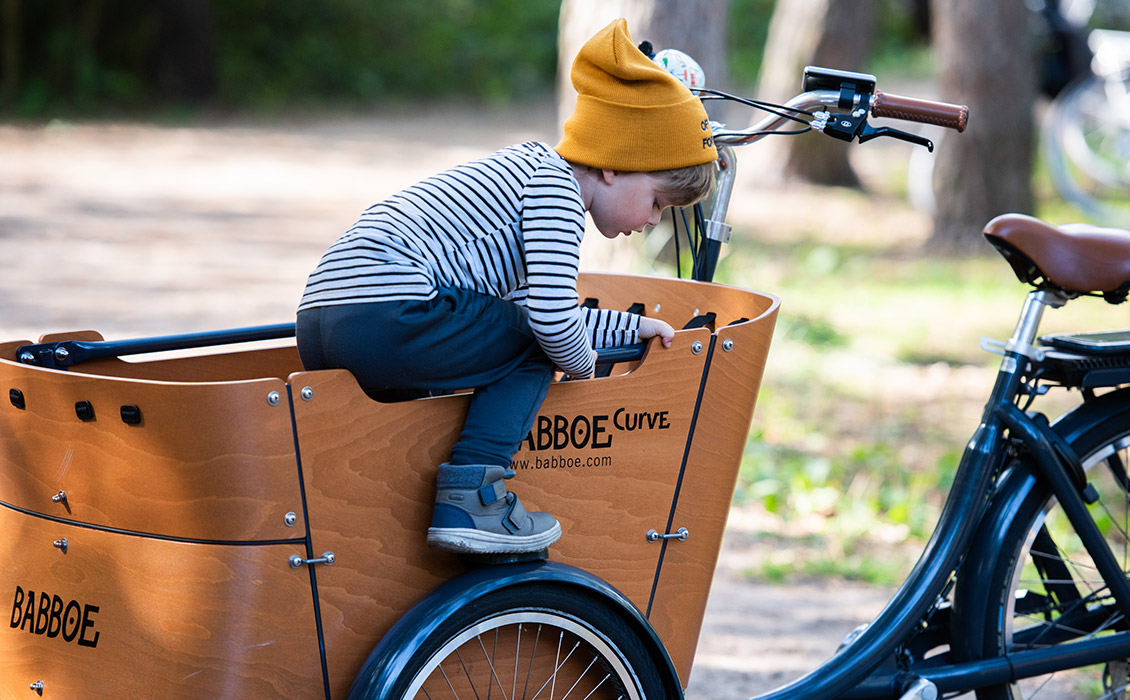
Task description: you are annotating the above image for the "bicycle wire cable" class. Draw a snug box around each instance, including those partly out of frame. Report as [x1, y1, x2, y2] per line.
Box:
[673, 207, 683, 278]
[679, 206, 699, 277]
[694, 87, 816, 125]
[694, 204, 702, 275]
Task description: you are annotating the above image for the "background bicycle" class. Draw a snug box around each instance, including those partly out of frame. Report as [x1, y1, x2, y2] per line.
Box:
[909, 0, 1130, 226]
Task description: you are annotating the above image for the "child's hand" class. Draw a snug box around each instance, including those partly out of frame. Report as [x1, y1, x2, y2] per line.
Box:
[638, 317, 675, 348]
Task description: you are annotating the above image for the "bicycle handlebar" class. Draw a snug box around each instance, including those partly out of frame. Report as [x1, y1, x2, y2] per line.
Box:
[872, 90, 969, 132]
[707, 80, 969, 148]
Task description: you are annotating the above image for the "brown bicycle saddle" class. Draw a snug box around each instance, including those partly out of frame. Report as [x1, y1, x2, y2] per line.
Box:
[983, 213, 1130, 300]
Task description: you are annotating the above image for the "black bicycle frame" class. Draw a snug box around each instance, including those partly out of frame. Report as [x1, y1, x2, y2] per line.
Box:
[749, 342, 1130, 698]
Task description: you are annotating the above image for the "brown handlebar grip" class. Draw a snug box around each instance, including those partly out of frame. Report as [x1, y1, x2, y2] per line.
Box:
[872, 90, 968, 133]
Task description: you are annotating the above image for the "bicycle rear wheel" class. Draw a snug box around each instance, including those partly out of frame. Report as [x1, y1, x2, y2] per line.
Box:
[973, 393, 1130, 699]
[364, 584, 666, 700]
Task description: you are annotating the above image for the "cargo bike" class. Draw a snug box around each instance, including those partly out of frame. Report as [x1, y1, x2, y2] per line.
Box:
[11, 61, 1130, 700]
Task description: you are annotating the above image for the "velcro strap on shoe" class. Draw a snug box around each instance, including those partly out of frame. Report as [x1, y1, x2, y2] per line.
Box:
[479, 479, 507, 505]
[503, 493, 529, 534]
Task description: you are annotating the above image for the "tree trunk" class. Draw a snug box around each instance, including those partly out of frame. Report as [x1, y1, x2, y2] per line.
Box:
[1, 0, 20, 107]
[929, 0, 1037, 254]
[556, 0, 730, 133]
[152, 0, 218, 104]
[756, 0, 876, 187]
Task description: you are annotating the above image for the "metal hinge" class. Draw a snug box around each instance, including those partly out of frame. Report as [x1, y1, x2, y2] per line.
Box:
[289, 551, 335, 568]
[645, 527, 689, 543]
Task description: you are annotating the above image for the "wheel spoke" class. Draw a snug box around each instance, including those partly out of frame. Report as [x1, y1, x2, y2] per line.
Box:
[513, 623, 521, 700]
[579, 673, 612, 700]
[522, 624, 543, 700]
[559, 655, 599, 698]
[969, 424, 1130, 699]
[438, 661, 459, 699]
[475, 629, 510, 700]
[455, 648, 483, 700]
[530, 637, 582, 700]
[398, 600, 648, 700]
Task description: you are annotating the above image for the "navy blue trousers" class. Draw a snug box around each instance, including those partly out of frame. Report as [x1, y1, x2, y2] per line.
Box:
[296, 288, 555, 467]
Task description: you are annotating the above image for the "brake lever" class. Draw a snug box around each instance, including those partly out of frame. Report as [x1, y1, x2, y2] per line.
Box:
[858, 124, 934, 152]
[813, 110, 935, 152]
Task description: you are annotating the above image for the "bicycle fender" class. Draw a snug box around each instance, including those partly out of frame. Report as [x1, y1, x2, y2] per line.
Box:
[344, 560, 684, 700]
[951, 387, 1130, 657]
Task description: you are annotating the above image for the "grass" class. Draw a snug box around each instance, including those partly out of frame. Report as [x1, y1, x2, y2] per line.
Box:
[651, 145, 1128, 585]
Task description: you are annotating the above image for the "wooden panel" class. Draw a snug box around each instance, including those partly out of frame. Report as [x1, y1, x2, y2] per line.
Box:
[648, 297, 780, 683]
[1, 339, 34, 361]
[72, 346, 303, 383]
[292, 326, 712, 698]
[0, 358, 305, 541]
[578, 272, 774, 329]
[0, 506, 324, 699]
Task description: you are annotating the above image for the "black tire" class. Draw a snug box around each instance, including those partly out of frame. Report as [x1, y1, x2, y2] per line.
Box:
[970, 391, 1130, 699]
[376, 583, 665, 700]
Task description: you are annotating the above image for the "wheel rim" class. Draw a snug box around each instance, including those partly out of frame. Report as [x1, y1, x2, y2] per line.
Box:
[402, 611, 644, 700]
[1044, 73, 1130, 227]
[1001, 434, 1130, 698]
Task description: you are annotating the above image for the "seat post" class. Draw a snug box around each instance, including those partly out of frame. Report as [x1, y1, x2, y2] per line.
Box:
[1008, 289, 1068, 353]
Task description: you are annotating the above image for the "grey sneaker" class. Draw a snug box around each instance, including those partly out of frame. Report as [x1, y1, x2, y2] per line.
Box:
[427, 464, 562, 554]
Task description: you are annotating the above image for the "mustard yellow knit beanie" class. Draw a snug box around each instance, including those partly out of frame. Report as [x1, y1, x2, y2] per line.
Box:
[556, 18, 718, 172]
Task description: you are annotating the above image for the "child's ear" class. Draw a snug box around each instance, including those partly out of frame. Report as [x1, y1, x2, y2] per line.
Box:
[600, 168, 616, 185]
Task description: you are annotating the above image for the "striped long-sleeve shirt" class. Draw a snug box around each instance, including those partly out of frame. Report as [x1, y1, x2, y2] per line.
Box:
[298, 142, 639, 377]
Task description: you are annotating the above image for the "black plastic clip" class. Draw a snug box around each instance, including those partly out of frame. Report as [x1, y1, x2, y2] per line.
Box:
[75, 401, 95, 421]
[120, 405, 142, 425]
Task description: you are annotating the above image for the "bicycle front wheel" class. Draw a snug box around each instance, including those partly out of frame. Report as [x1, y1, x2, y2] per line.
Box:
[366, 584, 666, 700]
[973, 393, 1130, 699]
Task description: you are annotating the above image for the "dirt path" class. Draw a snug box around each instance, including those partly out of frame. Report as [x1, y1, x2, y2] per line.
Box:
[0, 105, 897, 698]
[683, 527, 893, 698]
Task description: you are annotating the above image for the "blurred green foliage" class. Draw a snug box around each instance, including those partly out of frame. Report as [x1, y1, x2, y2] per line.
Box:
[1, 0, 561, 116]
[214, 0, 560, 110]
[727, 0, 777, 85]
[0, 0, 931, 118]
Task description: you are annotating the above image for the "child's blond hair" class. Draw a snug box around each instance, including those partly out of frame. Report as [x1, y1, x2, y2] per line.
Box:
[650, 161, 716, 207]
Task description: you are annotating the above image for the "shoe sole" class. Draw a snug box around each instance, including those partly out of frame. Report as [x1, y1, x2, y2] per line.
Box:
[427, 522, 562, 554]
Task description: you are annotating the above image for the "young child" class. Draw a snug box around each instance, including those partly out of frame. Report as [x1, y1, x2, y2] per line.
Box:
[296, 18, 717, 555]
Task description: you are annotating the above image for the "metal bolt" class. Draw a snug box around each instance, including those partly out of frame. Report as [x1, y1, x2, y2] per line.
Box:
[18, 351, 35, 364]
[653, 303, 661, 313]
[53, 538, 68, 553]
[30, 680, 44, 696]
[51, 490, 67, 505]
[691, 341, 703, 355]
[284, 512, 297, 527]
[722, 338, 734, 352]
[53, 347, 69, 363]
[301, 386, 314, 401]
[267, 391, 280, 406]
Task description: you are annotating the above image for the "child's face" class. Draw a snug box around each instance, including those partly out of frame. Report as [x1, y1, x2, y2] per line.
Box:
[589, 171, 669, 239]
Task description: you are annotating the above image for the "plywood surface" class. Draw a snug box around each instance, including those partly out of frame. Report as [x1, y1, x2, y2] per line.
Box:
[0, 506, 324, 699]
[0, 359, 305, 541]
[293, 329, 713, 697]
